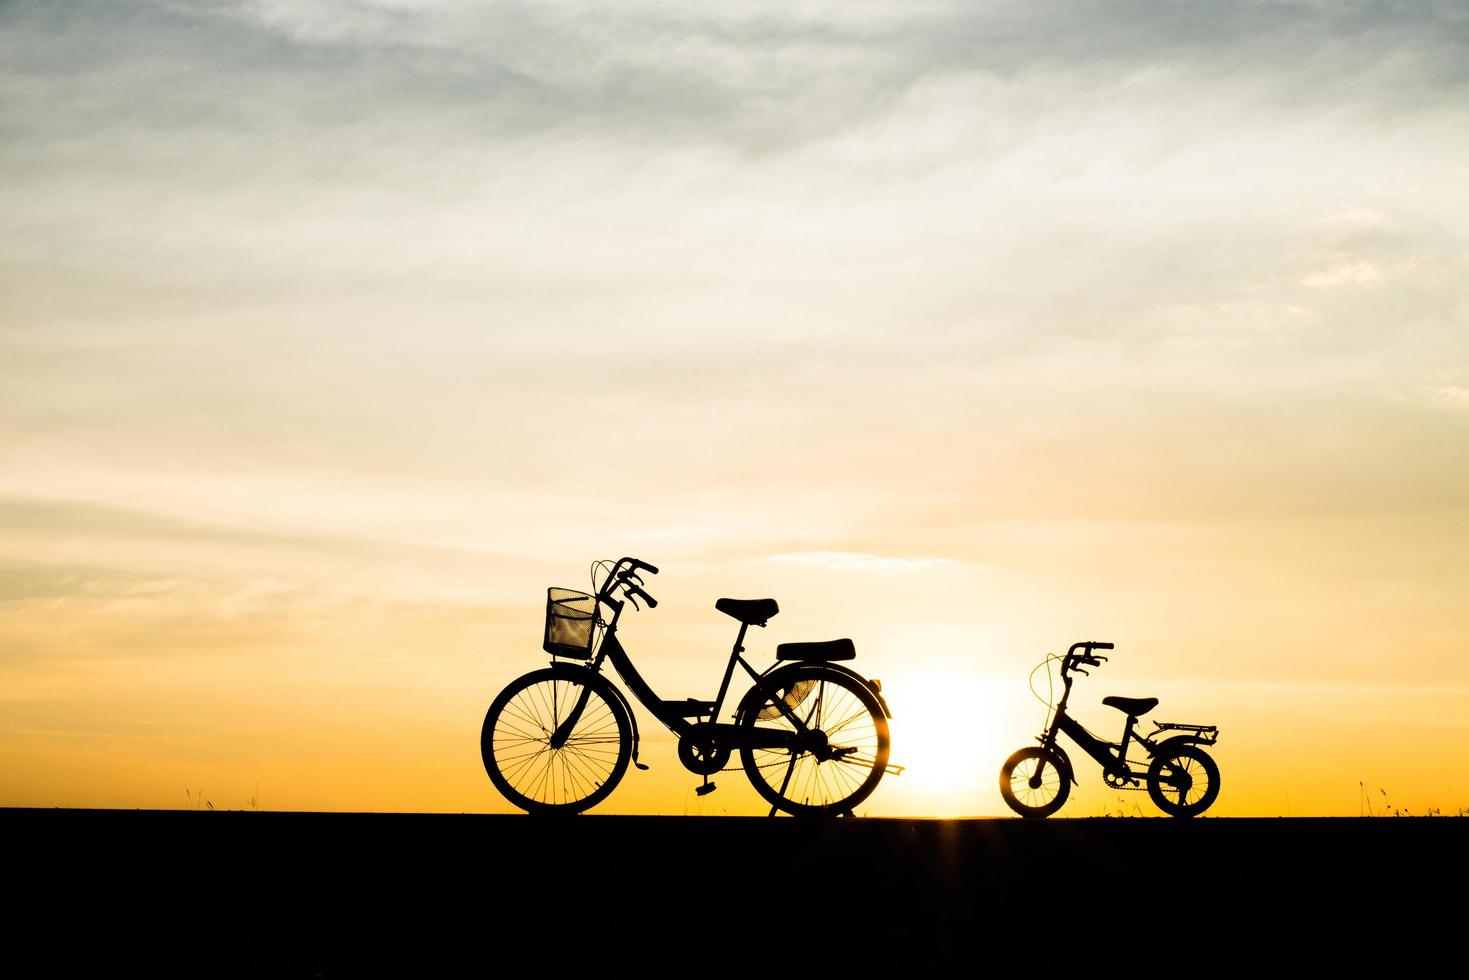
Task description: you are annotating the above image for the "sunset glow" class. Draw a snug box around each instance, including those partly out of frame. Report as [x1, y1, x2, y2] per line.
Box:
[4, 1, 1469, 818]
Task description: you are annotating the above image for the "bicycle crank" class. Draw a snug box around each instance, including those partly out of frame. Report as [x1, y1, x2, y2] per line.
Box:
[1103, 771, 1145, 790]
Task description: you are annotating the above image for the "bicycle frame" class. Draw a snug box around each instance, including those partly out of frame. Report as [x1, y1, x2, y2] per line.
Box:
[1048, 711, 1146, 783]
[1001, 640, 1222, 818]
[1036, 645, 1218, 786]
[1040, 661, 1152, 784]
[551, 586, 816, 759]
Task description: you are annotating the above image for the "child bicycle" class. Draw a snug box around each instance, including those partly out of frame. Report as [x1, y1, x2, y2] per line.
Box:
[480, 557, 894, 817]
[999, 641, 1221, 817]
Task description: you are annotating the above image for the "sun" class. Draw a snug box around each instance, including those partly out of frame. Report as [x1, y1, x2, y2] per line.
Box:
[880, 669, 1010, 814]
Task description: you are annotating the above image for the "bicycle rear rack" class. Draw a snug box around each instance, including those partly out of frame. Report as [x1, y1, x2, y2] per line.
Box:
[1151, 721, 1219, 744]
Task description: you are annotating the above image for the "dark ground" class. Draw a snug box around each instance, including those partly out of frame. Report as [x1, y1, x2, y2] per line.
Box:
[8, 808, 1464, 976]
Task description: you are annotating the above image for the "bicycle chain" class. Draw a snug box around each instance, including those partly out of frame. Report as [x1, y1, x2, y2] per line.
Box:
[1103, 775, 1147, 791]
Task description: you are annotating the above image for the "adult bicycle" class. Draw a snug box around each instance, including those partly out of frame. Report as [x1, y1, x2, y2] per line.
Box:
[481, 557, 893, 817]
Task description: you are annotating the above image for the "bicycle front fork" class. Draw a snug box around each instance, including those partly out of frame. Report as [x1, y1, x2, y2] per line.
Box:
[549, 682, 596, 748]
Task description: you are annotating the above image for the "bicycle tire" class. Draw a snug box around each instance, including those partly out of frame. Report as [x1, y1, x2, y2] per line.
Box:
[737, 664, 889, 818]
[1146, 742, 1220, 817]
[999, 746, 1071, 818]
[481, 666, 631, 814]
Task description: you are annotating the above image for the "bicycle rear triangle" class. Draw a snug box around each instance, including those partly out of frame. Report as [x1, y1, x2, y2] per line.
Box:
[481, 557, 893, 817]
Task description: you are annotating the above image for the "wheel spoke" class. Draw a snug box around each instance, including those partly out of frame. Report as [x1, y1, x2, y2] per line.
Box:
[824, 703, 875, 737]
[1001, 748, 1069, 817]
[1146, 747, 1219, 816]
[741, 668, 888, 816]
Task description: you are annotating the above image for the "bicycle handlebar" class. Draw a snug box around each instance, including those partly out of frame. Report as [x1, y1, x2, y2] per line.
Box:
[1063, 641, 1114, 672]
[606, 557, 659, 580]
[600, 557, 660, 608]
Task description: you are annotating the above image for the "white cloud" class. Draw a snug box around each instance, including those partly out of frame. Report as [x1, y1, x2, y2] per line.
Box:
[764, 552, 957, 572]
[1301, 260, 1384, 288]
[3, 0, 1468, 539]
[1426, 385, 1469, 409]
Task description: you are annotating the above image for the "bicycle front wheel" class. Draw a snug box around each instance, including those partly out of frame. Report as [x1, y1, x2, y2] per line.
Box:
[481, 667, 631, 814]
[738, 665, 889, 817]
[999, 746, 1070, 818]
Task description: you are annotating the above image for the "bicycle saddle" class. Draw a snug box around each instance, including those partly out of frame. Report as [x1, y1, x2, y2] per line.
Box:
[1102, 696, 1158, 717]
[715, 597, 779, 625]
[776, 638, 855, 662]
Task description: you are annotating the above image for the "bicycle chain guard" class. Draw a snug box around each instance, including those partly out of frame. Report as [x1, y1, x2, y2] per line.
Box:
[677, 734, 731, 776]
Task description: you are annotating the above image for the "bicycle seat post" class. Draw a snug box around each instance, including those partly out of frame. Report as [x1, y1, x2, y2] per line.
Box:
[709, 620, 752, 722]
[1116, 715, 1137, 774]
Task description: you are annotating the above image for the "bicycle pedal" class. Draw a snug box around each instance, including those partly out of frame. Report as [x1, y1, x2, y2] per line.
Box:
[695, 782, 717, 797]
[634, 762, 650, 771]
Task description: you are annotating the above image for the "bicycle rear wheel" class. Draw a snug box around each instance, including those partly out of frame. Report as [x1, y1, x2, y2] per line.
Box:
[481, 667, 631, 814]
[1146, 743, 1220, 817]
[738, 664, 889, 817]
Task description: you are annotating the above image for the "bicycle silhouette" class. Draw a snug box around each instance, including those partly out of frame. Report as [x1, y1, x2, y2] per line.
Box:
[481, 557, 893, 816]
[1000, 641, 1221, 817]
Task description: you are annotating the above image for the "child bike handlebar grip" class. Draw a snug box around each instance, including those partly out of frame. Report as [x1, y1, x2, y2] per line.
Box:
[632, 559, 660, 575]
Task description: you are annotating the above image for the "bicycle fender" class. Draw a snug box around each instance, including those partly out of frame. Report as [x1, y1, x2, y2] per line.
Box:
[745, 661, 892, 719]
[1048, 744, 1080, 786]
[1152, 734, 1215, 753]
[604, 680, 644, 768]
[736, 662, 799, 723]
[542, 662, 644, 768]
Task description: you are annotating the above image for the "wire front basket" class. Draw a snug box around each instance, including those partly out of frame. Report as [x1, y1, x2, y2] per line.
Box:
[544, 587, 597, 660]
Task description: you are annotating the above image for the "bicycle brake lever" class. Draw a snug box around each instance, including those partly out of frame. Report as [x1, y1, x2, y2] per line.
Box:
[625, 592, 641, 611]
[1074, 667, 1090, 676]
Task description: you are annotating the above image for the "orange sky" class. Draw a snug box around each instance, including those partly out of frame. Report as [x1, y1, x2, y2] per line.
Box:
[3, 1, 1469, 817]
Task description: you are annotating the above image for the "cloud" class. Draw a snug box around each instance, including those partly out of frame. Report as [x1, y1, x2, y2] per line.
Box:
[2, 0, 1467, 546]
[1426, 385, 1469, 409]
[4, 3, 1469, 815]
[7, 1, 1469, 159]
[1301, 260, 1385, 288]
[765, 551, 958, 572]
